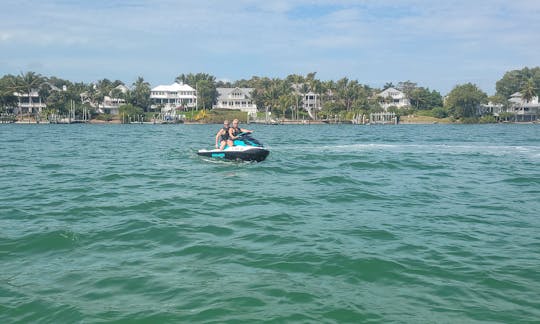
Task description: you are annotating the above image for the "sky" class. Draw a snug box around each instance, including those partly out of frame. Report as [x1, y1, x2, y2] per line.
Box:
[1, 0, 539, 95]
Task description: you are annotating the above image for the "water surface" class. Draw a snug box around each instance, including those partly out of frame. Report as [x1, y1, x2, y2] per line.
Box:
[1, 124, 539, 322]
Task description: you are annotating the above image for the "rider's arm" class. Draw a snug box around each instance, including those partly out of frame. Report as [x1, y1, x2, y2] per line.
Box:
[229, 127, 236, 140]
[215, 130, 222, 147]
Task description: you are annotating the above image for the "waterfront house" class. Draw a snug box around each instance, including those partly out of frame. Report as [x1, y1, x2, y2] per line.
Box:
[213, 87, 257, 117]
[291, 84, 322, 119]
[150, 82, 197, 113]
[303, 91, 321, 112]
[13, 89, 46, 115]
[479, 101, 504, 116]
[80, 84, 129, 115]
[378, 87, 410, 110]
[13, 82, 66, 115]
[98, 84, 129, 115]
[507, 92, 539, 122]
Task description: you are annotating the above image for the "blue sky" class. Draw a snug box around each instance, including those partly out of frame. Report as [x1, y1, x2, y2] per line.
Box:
[1, 0, 539, 94]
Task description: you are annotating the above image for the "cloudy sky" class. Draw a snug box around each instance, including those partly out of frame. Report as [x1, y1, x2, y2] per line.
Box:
[1, 0, 539, 94]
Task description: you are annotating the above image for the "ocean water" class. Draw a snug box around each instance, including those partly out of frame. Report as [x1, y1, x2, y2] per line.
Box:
[1, 123, 539, 323]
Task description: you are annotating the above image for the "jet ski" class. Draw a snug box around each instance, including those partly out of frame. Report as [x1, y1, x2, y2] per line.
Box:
[197, 132, 270, 162]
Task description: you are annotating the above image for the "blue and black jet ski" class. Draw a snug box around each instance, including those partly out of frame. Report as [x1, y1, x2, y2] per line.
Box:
[197, 132, 270, 162]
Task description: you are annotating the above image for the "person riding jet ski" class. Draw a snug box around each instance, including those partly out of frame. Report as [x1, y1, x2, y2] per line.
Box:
[228, 119, 253, 146]
[215, 120, 233, 150]
[198, 119, 269, 162]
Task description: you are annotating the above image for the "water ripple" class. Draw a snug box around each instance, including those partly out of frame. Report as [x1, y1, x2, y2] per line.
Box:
[1, 124, 539, 322]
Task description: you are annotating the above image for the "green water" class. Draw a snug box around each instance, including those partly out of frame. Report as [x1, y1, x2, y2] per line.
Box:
[1, 124, 539, 322]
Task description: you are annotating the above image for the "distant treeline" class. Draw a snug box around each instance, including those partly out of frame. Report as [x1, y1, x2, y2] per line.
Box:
[1, 67, 539, 120]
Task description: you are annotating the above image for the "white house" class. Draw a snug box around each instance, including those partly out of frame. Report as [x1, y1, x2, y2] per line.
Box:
[509, 91, 539, 106]
[98, 84, 129, 115]
[213, 87, 258, 117]
[13, 89, 47, 114]
[13, 82, 68, 114]
[80, 84, 130, 115]
[480, 101, 504, 116]
[150, 82, 197, 113]
[378, 87, 410, 110]
[291, 84, 322, 119]
[507, 92, 539, 121]
[303, 91, 321, 112]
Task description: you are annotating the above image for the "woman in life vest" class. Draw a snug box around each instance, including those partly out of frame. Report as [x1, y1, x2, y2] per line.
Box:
[215, 120, 233, 150]
[228, 119, 253, 145]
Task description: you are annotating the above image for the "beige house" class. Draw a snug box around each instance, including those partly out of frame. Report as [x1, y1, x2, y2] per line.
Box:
[213, 87, 258, 117]
[378, 87, 410, 110]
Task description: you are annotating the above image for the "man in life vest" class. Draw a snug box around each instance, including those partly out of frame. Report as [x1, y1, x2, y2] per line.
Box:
[228, 119, 253, 145]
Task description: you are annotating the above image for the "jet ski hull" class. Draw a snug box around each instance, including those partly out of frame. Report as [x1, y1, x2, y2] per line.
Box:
[197, 147, 269, 162]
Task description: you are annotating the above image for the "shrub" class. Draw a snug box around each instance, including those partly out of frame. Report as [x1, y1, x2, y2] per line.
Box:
[96, 114, 112, 121]
[461, 117, 479, 124]
[479, 115, 497, 123]
[431, 107, 448, 118]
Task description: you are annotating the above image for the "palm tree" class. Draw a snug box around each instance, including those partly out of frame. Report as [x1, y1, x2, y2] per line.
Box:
[131, 77, 151, 111]
[278, 93, 296, 119]
[82, 84, 100, 108]
[520, 78, 537, 104]
[14, 72, 46, 120]
[336, 78, 359, 112]
[383, 82, 395, 90]
[0, 75, 18, 113]
[175, 74, 187, 84]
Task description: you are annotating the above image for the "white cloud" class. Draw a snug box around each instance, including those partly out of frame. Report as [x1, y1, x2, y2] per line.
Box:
[0, 32, 14, 42]
[1, 0, 539, 93]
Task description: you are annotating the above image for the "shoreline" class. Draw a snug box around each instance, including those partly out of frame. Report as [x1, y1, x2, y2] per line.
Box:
[7, 117, 538, 125]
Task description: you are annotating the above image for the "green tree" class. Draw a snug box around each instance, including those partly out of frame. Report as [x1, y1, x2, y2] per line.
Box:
[397, 80, 417, 98]
[45, 90, 70, 114]
[13, 72, 46, 117]
[278, 93, 296, 118]
[445, 83, 488, 119]
[175, 73, 218, 110]
[82, 84, 100, 108]
[118, 104, 144, 123]
[520, 78, 537, 103]
[383, 82, 395, 90]
[109, 87, 126, 101]
[431, 107, 448, 118]
[96, 79, 113, 97]
[196, 79, 218, 110]
[496, 66, 540, 99]
[92, 79, 115, 108]
[129, 76, 151, 111]
[0, 75, 18, 113]
[409, 87, 443, 110]
[488, 94, 507, 106]
[336, 78, 361, 112]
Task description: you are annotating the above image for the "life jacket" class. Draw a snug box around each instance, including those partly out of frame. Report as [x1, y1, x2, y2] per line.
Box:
[220, 127, 230, 141]
[231, 127, 241, 137]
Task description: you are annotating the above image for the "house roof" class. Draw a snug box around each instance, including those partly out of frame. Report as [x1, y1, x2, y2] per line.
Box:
[217, 87, 254, 100]
[510, 92, 522, 98]
[378, 87, 405, 98]
[115, 84, 130, 93]
[151, 82, 195, 92]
